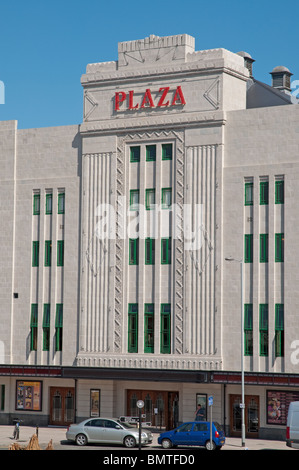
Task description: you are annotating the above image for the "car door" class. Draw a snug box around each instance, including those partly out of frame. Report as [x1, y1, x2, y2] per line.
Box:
[172, 422, 193, 446]
[192, 422, 209, 446]
[84, 418, 107, 443]
[103, 419, 124, 444]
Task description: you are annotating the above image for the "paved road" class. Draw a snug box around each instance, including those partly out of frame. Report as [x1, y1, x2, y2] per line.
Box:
[0, 425, 294, 451]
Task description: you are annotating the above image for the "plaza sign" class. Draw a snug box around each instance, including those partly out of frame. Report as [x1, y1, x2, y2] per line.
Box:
[114, 86, 186, 111]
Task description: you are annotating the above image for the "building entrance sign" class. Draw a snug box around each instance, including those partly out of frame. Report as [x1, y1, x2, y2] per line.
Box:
[114, 86, 186, 111]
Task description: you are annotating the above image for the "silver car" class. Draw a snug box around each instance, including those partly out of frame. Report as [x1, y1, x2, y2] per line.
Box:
[66, 417, 153, 447]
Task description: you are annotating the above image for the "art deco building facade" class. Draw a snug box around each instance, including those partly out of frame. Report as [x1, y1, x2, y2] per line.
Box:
[0, 34, 299, 439]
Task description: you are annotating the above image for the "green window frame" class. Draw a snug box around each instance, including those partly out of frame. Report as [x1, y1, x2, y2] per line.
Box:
[130, 190, 139, 211]
[275, 233, 284, 262]
[128, 303, 138, 353]
[130, 146, 140, 162]
[58, 192, 65, 214]
[275, 304, 284, 357]
[161, 238, 171, 264]
[161, 188, 172, 209]
[160, 304, 171, 354]
[244, 234, 253, 263]
[145, 238, 155, 265]
[275, 180, 284, 204]
[245, 182, 253, 206]
[162, 143, 172, 160]
[57, 240, 64, 267]
[43, 304, 50, 351]
[144, 303, 154, 353]
[129, 238, 139, 265]
[45, 240, 52, 267]
[145, 189, 155, 210]
[244, 304, 253, 356]
[146, 145, 156, 162]
[45, 193, 52, 214]
[55, 304, 63, 351]
[30, 304, 38, 351]
[260, 181, 269, 205]
[259, 304, 268, 356]
[33, 194, 40, 215]
[32, 241, 39, 267]
[260, 234, 268, 263]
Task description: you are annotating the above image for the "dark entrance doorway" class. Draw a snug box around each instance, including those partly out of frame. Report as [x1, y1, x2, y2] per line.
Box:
[229, 394, 259, 438]
[127, 390, 179, 430]
[49, 387, 75, 426]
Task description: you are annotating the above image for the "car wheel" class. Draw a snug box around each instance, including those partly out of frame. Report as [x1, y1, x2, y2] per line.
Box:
[124, 435, 136, 448]
[76, 433, 88, 446]
[205, 440, 216, 450]
[161, 438, 173, 449]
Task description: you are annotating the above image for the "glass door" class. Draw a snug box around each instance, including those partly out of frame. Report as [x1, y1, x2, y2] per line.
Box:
[230, 394, 259, 438]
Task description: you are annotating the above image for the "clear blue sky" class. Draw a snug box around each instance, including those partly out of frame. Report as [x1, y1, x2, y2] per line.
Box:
[0, 0, 298, 129]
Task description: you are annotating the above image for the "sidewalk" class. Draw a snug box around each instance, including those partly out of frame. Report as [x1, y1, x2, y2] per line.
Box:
[0, 425, 294, 450]
[0, 425, 68, 450]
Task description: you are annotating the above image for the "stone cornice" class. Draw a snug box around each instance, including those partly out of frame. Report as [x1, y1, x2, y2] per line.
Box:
[76, 352, 223, 371]
[81, 60, 249, 87]
[80, 111, 227, 136]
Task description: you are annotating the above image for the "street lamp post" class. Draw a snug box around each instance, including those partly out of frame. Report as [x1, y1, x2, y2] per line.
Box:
[137, 400, 144, 451]
[225, 257, 245, 447]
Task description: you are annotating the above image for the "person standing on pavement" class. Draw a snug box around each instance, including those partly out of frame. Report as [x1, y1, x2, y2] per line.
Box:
[195, 404, 205, 421]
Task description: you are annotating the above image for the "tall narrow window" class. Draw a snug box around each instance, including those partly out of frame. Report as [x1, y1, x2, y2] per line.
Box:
[259, 304, 268, 356]
[244, 234, 253, 263]
[160, 304, 171, 354]
[130, 190, 139, 211]
[57, 240, 64, 267]
[45, 241, 52, 266]
[145, 238, 155, 265]
[146, 145, 156, 162]
[43, 304, 50, 351]
[145, 189, 155, 210]
[130, 146, 140, 162]
[32, 241, 39, 267]
[33, 194, 40, 215]
[245, 182, 253, 206]
[55, 304, 63, 351]
[244, 304, 253, 356]
[275, 304, 284, 357]
[161, 188, 172, 209]
[129, 238, 139, 265]
[161, 238, 171, 264]
[58, 192, 65, 214]
[275, 233, 284, 262]
[45, 193, 53, 214]
[128, 304, 138, 353]
[275, 180, 284, 204]
[30, 304, 38, 351]
[260, 234, 268, 263]
[260, 181, 269, 205]
[162, 143, 172, 160]
[144, 304, 154, 353]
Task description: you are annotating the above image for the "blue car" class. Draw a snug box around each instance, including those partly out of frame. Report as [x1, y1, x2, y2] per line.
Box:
[158, 421, 225, 450]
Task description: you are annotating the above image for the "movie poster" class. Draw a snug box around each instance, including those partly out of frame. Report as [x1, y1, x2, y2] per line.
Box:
[16, 381, 42, 411]
[267, 390, 299, 425]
